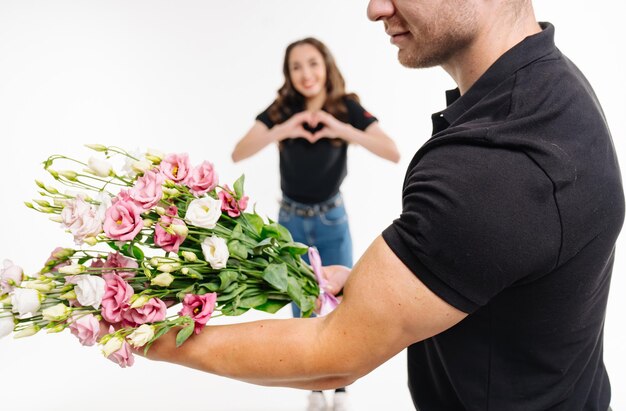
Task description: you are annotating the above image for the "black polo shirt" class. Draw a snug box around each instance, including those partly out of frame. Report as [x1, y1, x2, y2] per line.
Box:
[383, 23, 623, 410]
[256, 97, 377, 204]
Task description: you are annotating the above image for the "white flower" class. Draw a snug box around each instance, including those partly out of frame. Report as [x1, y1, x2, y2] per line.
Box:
[151, 273, 174, 287]
[42, 303, 71, 322]
[73, 275, 106, 309]
[87, 156, 113, 177]
[0, 260, 24, 294]
[60, 195, 105, 245]
[11, 288, 42, 318]
[101, 335, 124, 357]
[127, 324, 155, 348]
[185, 197, 222, 229]
[202, 235, 229, 269]
[0, 315, 15, 339]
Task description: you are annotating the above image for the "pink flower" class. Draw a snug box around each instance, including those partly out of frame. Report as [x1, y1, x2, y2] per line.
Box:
[107, 340, 135, 368]
[69, 313, 100, 346]
[179, 293, 217, 334]
[100, 273, 134, 324]
[0, 260, 23, 295]
[103, 196, 144, 241]
[218, 185, 249, 218]
[122, 297, 167, 326]
[154, 205, 187, 253]
[103, 252, 138, 280]
[129, 169, 164, 210]
[187, 161, 218, 197]
[159, 152, 191, 183]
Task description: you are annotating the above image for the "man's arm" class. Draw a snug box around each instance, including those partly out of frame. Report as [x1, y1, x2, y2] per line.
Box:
[141, 236, 467, 389]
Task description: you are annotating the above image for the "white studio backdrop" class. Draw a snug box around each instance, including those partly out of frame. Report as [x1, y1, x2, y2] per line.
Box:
[0, 1, 624, 410]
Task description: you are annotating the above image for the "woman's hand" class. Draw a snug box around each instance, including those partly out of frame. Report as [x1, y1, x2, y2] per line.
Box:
[321, 264, 351, 295]
[308, 110, 350, 143]
[275, 111, 316, 142]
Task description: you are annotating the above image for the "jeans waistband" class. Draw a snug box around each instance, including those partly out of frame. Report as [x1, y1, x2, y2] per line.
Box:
[280, 193, 343, 217]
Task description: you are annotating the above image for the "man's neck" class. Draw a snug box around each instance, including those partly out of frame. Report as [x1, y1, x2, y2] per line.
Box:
[443, 8, 541, 95]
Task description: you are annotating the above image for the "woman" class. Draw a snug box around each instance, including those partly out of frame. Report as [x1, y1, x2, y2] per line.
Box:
[231, 37, 399, 411]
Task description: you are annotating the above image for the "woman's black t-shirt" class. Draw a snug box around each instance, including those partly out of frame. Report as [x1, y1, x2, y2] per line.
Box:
[256, 97, 377, 204]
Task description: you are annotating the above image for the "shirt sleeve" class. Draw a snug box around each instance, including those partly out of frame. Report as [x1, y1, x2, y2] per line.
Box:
[255, 103, 276, 129]
[345, 98, 378, 131]
[382, 142, 561, 313]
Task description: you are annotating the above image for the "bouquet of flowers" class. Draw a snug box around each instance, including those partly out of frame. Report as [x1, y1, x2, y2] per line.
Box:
[0, 145, 337, 367]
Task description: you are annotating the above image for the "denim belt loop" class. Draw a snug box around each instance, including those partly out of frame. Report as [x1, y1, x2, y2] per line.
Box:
[280, 193, 343, 217]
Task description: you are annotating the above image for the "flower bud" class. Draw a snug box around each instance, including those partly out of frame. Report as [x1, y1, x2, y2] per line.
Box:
[127, 324, 155, 348]
[58, 264, 86, 275]
[155, 206, 166, 216]
[13, 324, 40, 339]
[49, 215, 64, 223]
[101, 335, 124, 357]
[131, 159, 152, 174]
[151, 272, 174, 287]
[129, 294, 150, 309]
[83, 236, 98, 246]
[44, 185, 59, 194]
[46, 324, 66, 334]
[22, 279, 55, 292]
[58, 170, 78, 181]
[47, 169, 59, 178]
[143, 219, 155, 228]
[85, 144, 108, 152]
[42, 303, 71, 321]
[181, 251, 197, 262]
[59, 289, 77, 300]
[156, 263, 180, 273]
[34, 199, 51, 208]
[87, 157, 113, 178]
[170, 223, 188, 237]
[24, 202, 35, 209]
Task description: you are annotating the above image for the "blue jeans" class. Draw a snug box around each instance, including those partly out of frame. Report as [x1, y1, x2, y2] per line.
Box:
[278, 193, 353, 318]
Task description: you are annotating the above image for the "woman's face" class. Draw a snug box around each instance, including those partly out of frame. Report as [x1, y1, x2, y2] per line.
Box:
[288, 43, 327, 99]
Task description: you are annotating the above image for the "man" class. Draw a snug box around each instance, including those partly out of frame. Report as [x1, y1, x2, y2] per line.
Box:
[143, 1, 623, 409]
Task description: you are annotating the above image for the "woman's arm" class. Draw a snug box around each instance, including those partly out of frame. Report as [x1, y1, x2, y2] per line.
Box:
[231, 112, 315, 163]
[312, 111, 401, 163]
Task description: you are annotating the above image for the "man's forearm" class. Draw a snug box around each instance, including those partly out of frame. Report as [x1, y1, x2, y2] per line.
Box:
[141, 315, 358, 389]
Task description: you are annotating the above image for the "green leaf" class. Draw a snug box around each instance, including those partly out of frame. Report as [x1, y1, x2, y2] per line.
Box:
[233, 174, 245, 199]
[262, 263, 288, 292]
[231, 223, 244, 240]
[261, 223, 293, 242]
[131, 245, 144, 261]
[243, 212, 264, 236]
[216, 284, 247, 302]
[227, 240, 248, 260]
[280, 242, 309, 256]
[238, 293, 268, 308]
[287, 276, 315, 315]
[218, 270, 240, 291]
[198, 282, 220, 293]
[254, 299, 289, 314]
[106, 241, 121, 252]
[77, 256, 91, 265]
[221, 303, 250, 316]
[175, 324, 195, 347]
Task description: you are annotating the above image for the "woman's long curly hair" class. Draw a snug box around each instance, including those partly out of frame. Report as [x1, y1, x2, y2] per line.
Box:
[268, 37, 359, 124]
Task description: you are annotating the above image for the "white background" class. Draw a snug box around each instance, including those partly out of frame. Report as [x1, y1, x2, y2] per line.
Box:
[0, 1, 624, 410]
